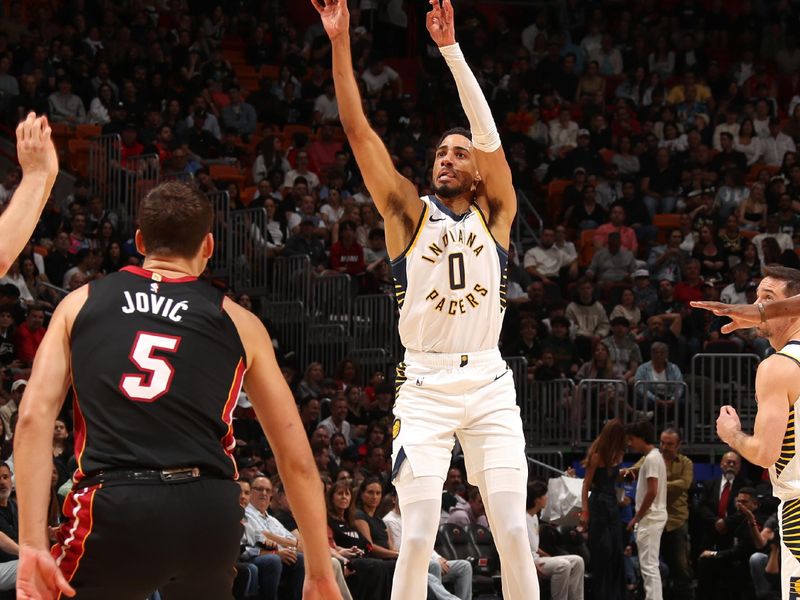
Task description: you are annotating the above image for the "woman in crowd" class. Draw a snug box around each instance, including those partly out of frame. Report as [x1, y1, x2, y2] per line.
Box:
[252, 135, 291, 183]
[740, 240, 762, 280]
[354, 477, 399, 559]
[298, 362, 325, 400]
[102, 241, 126, 274]
[648, 36, 675, 77]
[335, 359, 360, 393]
[580, 419, 627, 600]
[95, 219, 118, 255]
[19, 256, 56, 309]
[610, 288, 642, 332]
[692, 225, 726, 280]
[735, 118, 762, 166]
[327, 481, 394, 600]
[611, 135, 640, 176]
[737, 182, 768, 230]
[575, 60, 606, 106]
[87, 83, 116, 125]
[52, 418, 72, 486]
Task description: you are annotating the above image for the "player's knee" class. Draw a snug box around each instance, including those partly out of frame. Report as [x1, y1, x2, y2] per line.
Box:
[492, 521, 528, 551]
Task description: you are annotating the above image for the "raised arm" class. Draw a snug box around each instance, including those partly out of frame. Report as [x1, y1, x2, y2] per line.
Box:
[691, 295, 800, 334]
[427, 0, 515, 248]
[227, 300, 341, 600]
[312, 0, 421, 259]
[0, 114, 59, 276]
[15, 287, 86, 599]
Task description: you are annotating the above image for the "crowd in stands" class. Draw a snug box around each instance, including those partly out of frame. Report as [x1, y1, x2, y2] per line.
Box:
[0, 0, 795, 598]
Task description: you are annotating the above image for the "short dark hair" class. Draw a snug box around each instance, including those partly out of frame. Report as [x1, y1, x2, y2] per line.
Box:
[610, 316, 630, 327]
[762, 264, 800, 297]
[139, 182, 213, 259]
[661, 426, 682, 441]
[526, 480, 548, 509]
[625, 420, 656, 444]
[339, 220, 357, 233]
[738, 486, 758, 501]
[436, 127, 472, 149]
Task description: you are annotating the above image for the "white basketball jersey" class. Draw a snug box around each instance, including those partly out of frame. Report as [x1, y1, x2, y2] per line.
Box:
[770, 341, 800, 501]
[390, 195, 508, 353]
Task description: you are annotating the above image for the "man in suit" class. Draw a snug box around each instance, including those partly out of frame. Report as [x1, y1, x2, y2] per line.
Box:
[695, 451, 750, 555]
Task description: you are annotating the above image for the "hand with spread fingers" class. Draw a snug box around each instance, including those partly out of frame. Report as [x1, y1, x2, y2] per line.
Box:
[16, 113, 58, 182]
[426, 0, 456, 47]
[690, 300, 761, 334]
[310, 0, 350, 41]
[16, 545, 76, 600]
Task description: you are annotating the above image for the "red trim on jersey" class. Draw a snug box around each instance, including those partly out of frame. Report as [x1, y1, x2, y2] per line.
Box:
[221, 358, 246, 478]
[121, 265, 198, 283]
[52, 484, 99, 590]
[71, 386, 88, 482]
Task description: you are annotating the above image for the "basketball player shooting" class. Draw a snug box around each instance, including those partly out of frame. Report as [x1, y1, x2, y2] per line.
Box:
[313, 0, 539, 597]
[1, 113, 58, 276]
[692, 266, 800, 599]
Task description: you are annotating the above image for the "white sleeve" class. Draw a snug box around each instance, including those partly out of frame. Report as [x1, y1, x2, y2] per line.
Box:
[438, 43, 501, 152]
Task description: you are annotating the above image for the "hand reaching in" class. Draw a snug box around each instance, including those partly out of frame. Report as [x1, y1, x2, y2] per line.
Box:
[426, 0, 456, 47]
[690, 301, 760, 334]
[16, 545, 75, 600]
[16, 113, 58, 183]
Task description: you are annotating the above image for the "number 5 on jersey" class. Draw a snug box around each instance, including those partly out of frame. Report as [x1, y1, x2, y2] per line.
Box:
[119, 332, 182, 402]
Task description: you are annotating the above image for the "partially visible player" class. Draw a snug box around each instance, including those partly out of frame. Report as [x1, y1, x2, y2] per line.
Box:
[313, 0, 538, 598]
[0, 113, 58, 276]
[14, 182, 340, 600]
[695, 265, 800, 600]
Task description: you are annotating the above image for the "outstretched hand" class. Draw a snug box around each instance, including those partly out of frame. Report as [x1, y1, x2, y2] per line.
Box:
[16, 113, 58, 182]
[17, 545, 76, 600]
[426, 0, 456, 47]
[311, 0, 350, 41]
[689, 301, 761, 334]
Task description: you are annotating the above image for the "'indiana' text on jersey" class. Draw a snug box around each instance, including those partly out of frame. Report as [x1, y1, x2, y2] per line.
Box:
[391, 195, 508, 353]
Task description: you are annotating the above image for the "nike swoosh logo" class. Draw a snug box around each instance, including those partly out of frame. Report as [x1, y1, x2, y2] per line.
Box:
[494, 371, 509, 381]
[430, 216, 446, 222]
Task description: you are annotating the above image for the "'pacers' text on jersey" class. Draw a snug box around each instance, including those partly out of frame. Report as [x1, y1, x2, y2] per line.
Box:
[391, 195, 508, 353]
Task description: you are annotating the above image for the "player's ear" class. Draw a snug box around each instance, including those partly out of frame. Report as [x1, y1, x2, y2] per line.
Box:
[471, 170, 482, 192]
[134, 230, 146, 255]
[202, 233, 214, 259]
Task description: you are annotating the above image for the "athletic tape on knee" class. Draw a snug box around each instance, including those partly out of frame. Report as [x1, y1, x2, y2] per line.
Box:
[439, 43, 501, 153]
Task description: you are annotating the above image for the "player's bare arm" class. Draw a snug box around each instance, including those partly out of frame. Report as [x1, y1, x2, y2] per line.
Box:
[717, 354, 795, 468]
[691, 296, 800, 334]
[428, 0, 515, 249]
[223, 298, 342, 600]
[312, 0, 422, 259]
[0, 113, 59, 276]
[15, 287, 87, 600]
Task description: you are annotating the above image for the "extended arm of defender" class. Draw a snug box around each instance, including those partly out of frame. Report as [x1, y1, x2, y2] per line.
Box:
[15, 290, 84, 551]
[313, 0, 420, 227]
[231, 303, 338, 595]
[429, 0, 516, 240]
[725, 356, 791, 468]
[0, 114, 59, 276]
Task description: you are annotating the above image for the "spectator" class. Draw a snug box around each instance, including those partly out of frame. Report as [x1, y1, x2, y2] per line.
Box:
[625, 420, 668, 600]
[612, 136, 641, 177]
[383, 488, 472, 600]
[566, 279, 610, 358]
[526, 480, 585, 600]
[319, 397, 352, 447]
[447, 486, 489, 529]
[284, 218, 328, 272]
[674, 258, 706, 305]
[585, 232, 637, 287]
[219, 86, 257, 138]
[721, 264, 750, 304]
[0, 380, 24, 440]
[697, 487, 763, 600]
[283, 152, 320, 191]
[735, 119, 762, 166]
[593, 205, 637, 253]
[753, 214, 793, 265]
[308, 126, 343, 177]
[761, 118, 797, 167]
[633, 341, 685, 412]
[548, 109, 579, 159]
[641, 148, 680, 217]
[0, 464, 18, 592]
[14, 306, 45, 367]
[353, 478, 398, 559]
[566, 184, 607, 231]
[696, 451, 751, 556]
[244, 475, 305, 600]
[313, 80, 339, 126]
[47, 77, 86, 124]
[86, 83, 115, 125]
[329, 221, 365, 277]
[603, 316, 642, 384]
[523, 228, 574, 283]
[580, 419, 627, 600]
[361, 58, 401, 98]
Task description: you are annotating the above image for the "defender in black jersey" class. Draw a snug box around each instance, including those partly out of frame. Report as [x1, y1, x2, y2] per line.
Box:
[14, 182, 341, 600]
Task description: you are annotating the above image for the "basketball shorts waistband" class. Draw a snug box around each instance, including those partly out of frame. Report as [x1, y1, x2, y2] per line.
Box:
[403, 347, 503, 370]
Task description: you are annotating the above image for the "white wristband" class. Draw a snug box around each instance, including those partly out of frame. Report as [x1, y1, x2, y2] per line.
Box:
[439, 43, 501, 152]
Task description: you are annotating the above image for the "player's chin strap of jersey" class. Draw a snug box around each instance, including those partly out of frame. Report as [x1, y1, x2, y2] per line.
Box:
[439, 43, 501, 153]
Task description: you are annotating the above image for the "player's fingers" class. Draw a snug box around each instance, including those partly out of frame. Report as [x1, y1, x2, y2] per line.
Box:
[54, 568, 76, 597]
[309, 0, 325, 13]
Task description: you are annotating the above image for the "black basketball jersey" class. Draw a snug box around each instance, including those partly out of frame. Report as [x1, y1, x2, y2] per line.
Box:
[70, 266, 247, 481]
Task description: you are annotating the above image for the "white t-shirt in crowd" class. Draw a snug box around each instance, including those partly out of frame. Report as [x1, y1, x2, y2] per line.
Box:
[636, 447, 667, 522]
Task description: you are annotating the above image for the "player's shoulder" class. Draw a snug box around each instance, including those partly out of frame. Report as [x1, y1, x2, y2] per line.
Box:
[222, 297, 268, 361]
[58, 284, 90, 332]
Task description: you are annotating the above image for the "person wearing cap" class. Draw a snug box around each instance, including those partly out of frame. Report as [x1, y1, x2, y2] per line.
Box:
[563, 126, 605, 176]
[762, 117, 797, 167]
[0, 379, 25, 440]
